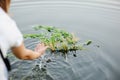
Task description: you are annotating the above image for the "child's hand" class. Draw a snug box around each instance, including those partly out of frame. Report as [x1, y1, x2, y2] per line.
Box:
[35, 43, 49, 55]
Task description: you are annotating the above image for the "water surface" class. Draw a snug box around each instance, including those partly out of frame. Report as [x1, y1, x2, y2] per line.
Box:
[9, 0, 120, 80]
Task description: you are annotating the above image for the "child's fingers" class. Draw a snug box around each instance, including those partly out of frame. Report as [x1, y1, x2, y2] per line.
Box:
[35, 43, 49, 52]
[35, 43, 41, 51]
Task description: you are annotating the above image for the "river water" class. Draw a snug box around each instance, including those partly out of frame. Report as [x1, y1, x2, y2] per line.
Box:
[8, 0, 120, 80]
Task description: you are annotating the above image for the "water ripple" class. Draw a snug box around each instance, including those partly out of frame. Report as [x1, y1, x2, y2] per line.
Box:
[9, 0, 120, 80]
[11, 1, 120, 10]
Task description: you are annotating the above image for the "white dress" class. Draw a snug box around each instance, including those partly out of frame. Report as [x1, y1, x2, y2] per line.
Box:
[0, 7, 23, 80]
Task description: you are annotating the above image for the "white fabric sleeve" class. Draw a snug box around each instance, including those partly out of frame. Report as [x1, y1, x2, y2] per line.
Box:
[0, 7, 23, 57]
[0, 18, 23, 56]
[5, 20, 23, 48]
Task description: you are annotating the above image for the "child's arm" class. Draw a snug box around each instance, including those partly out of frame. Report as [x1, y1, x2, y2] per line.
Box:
[11, 42, 48, 60]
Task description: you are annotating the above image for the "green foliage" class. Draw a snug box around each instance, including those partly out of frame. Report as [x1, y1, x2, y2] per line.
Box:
[85, 40, 92, 45]
[24, 25, 92, 53]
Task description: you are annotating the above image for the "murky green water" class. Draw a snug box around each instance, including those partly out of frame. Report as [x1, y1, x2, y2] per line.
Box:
[8, 0, 120, 80]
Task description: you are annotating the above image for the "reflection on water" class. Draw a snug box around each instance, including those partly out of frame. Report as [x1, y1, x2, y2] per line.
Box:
[9, 0, 120, 80]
